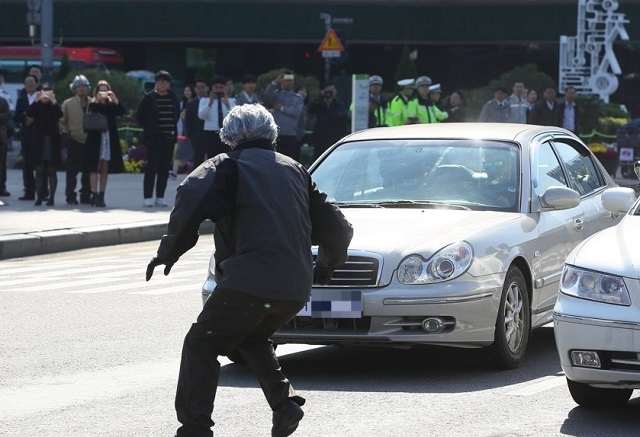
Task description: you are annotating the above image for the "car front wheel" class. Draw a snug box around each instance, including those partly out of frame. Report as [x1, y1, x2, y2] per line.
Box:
[566, 378, 633, 407]
[488, 267, 531, 369]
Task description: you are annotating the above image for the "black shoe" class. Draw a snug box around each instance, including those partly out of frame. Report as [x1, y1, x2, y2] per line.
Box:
[66, 198, 79, 205]
[80, 195, 92, 205]
[46, 197, 54, 206]
[19, 194, 35, 201]
[34, 199, 42, 206]
[0, 190, 10, 197]
[272, 399, 304, 437]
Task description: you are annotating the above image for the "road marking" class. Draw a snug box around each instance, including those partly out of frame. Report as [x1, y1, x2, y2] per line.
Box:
[504, 373, 566, 396]
[0, 345, 322, 419]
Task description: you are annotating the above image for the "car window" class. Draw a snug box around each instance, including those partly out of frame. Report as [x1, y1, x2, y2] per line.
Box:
[533, 141, 567, 197]
[311, 139, 520, 211]
[552, 139, 605, 196]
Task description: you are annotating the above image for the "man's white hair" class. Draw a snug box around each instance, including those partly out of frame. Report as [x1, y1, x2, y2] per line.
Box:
[219, 104, 278, 148]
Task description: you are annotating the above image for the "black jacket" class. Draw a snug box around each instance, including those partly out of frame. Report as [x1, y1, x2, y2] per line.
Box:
[134, 89, 180, 140]
[528, 100, 560, 127]
[184, 97, 204, 140]
[154, 138, 353, 302]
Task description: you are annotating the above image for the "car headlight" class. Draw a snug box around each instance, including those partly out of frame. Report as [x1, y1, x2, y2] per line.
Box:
[560, 265, 631, 306]
[397, 242, 473, 285]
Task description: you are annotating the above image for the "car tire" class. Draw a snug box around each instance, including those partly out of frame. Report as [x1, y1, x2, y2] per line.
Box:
[488, 267, 531, 369]
[566, 378, 633, 407]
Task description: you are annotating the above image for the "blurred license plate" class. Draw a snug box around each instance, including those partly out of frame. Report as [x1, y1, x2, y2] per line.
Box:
[297, 289, 362, 318]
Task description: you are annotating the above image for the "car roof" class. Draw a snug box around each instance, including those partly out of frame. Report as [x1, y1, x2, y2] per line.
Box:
[341, 123, 577, 144]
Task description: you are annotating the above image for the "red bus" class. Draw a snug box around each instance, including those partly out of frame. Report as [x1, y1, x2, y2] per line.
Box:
[0, 46, 124, 109]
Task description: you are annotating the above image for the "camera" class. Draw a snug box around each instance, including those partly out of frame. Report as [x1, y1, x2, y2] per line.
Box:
[213, 91, 224, 98]
[98, 91, 109, 99]
[323, 90, 333, 99]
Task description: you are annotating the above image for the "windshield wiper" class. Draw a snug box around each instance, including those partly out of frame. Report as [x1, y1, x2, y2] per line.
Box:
[332, 202, 383, 208]
[375, 200, 470, 210]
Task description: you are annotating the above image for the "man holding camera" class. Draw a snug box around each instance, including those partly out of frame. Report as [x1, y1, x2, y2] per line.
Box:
[308, 83, 349, 162]
[265, 73, 304, 161]
[197, 75, 235, 162]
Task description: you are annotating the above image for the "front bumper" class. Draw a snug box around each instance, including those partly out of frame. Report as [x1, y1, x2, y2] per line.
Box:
[553, 311, 640, 389]
[272, 277, 503, 348]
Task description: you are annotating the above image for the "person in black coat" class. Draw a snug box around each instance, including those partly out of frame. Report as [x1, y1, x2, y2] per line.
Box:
[557, 86, 580, 135]
[308, 83, 349, 162]
[146, 103, 353, 437]
[25, 88, 63, 206]
[184, 78, 208, 167]
[85, 80, 125, 207]
[135, 70, 180, 207]
[13, 74, 39, 200]
[528, 86, 561, 127]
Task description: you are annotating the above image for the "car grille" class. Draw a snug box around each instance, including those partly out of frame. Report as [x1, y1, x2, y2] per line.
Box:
[313, 250, 383, 287]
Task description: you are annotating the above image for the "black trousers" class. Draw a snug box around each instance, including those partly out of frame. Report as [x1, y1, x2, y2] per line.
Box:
[191, 131, 230, 168]
[20, 130, 35, 196]
[175, 288, 305, 437]
[0, 140, 7, 192]
[65, 138, 90, 202]
[143, 135, 174, 199]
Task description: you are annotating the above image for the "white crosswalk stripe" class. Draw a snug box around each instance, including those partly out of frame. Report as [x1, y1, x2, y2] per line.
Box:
[1, 242, 211, 296]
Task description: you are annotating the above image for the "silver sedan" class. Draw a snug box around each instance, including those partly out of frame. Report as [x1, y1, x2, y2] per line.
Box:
[203, 123, 621, 369]
[554, 184, 640, 406]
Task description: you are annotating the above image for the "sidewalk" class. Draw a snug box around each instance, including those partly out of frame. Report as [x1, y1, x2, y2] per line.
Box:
[0, 168, 213, 260]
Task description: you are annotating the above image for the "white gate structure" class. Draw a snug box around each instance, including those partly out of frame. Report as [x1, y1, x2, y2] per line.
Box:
[559, 0, 629, 103]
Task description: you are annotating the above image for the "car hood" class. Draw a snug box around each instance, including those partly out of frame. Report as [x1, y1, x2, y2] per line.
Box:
[566, 215, 640, 279]
[341, 207, 520, 257]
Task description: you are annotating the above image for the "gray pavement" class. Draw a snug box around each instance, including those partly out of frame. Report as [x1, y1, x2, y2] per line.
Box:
[0, 168, 212, 259]
[1, 162, 638, 260]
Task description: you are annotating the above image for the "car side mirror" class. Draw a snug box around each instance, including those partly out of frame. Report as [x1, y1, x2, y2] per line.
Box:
[539, 186, 581, 210]
[602, 187, 636, 213]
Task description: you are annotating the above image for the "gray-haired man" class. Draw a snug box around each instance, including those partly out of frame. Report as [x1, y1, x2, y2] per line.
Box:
[146, 104, 353, 437]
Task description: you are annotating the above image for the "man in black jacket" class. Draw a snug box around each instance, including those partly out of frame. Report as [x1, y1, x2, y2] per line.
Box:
[135, 70, 180, 207]
[557, 86, 580, 135]
[146, 104, 353, 437]
[184, 78, 209, 167]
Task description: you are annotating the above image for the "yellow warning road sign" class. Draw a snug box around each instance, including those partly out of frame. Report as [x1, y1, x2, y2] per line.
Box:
[318, 28, 345, 52]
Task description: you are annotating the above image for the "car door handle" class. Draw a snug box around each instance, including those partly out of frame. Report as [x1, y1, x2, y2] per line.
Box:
[573, 217, 584, 231]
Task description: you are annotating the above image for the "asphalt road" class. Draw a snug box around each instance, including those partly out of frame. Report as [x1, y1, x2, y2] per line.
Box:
[1, 240, 639, 437]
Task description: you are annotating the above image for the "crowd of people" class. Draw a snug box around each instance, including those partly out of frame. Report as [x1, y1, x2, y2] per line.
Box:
[0, 67, 582, 208]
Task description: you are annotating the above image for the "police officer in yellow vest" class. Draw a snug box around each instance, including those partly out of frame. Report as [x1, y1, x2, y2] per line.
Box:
[408, 76, 448, 124]
[386, 79, 417, 127]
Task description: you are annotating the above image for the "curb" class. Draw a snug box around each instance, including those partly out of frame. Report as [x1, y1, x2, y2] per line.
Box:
[0, 220, 214, 260]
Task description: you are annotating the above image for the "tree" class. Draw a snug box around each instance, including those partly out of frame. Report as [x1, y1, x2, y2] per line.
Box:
[54, 69, 143, 112]
[394, 45, 418, 87]
[56, 52, 71, 83]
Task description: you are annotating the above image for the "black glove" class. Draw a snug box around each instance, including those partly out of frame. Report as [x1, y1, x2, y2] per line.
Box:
[145, 256, 174, 281]
[313, 264, 333, 285]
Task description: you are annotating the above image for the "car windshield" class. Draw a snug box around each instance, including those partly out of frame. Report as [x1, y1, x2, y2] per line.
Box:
[311, 139, 521, 212]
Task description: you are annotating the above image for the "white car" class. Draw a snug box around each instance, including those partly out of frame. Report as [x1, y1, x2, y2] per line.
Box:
[554, 184, 640, 406]
[203, 123, 622, 369]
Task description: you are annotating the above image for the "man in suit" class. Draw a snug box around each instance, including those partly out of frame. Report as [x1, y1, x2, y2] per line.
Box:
[528, 86, 560, 127]
[557, 86, 580, 134]
[13, 74, 39, 200]
[184, 78, 209, 168]
[0, 95, 11, 197]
